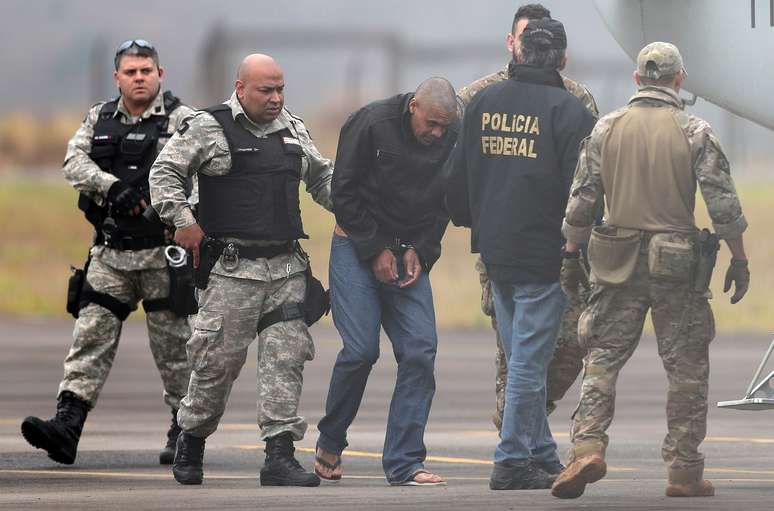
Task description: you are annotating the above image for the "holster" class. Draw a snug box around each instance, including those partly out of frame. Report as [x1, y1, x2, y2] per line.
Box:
[66, 250, 132, 321]
[692, 228, 720, 294]
[303, 262, 330, 326]
[66, 253, 91, 319]
[195, 237, 225, 290]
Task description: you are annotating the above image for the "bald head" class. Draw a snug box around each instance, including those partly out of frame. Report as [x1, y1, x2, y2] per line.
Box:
[235, 53, 285, 124]
[409, 77, 458, 146]
[237, 53, 281, 81]
[414, 77, 458, 117]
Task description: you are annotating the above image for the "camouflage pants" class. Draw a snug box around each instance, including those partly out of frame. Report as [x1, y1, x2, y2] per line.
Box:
[177, 271, 314, 440]
[59, 252, 192, 409]
[476, 257, 586, 427]
[570, 253, 714, 484]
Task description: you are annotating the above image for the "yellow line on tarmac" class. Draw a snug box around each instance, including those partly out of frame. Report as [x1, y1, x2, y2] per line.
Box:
[231, 444, 637, 472]
[705, 435, 774, 444]
[706, 467, 774, 476]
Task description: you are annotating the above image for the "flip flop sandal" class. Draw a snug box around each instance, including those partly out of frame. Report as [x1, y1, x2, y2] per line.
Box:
[393, 469, 447, 487]
[314, 453, 342, 483]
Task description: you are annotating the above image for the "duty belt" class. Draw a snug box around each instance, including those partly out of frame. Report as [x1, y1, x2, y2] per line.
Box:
[196, 239, 296, 290]
[222, 241, 295, 262]
[104, 235, 167, 251]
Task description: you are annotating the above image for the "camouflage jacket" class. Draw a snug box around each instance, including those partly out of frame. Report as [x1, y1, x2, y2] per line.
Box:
[63, 91, 195, 270]
[562, 86, 748, 244]
[149, 92, 334, 281]
[457, 61, 599, 118]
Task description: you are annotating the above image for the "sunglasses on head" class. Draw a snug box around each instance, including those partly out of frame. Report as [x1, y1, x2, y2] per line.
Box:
[116, 39, 155, 54]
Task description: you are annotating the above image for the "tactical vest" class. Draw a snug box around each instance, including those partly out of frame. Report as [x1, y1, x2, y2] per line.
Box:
[198, 104, 308, 241]
[81, 91, 181, 242]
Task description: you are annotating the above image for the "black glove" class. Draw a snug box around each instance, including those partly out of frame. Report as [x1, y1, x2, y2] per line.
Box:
[107, 180, 144, 215]
[560, 254, 588, 301]
[723, 258, 750, 304]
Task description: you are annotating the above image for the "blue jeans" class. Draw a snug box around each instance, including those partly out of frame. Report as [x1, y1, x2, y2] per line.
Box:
[317, 233, 438, 484]
[491, 280, 566, 465]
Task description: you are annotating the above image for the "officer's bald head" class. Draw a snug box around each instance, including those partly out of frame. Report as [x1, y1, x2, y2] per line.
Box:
[409, 77, 458, 146]
[235, 53, 285, 124]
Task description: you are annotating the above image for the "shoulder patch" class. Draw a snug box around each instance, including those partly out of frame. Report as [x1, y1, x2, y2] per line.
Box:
[177, 117, 191, 135]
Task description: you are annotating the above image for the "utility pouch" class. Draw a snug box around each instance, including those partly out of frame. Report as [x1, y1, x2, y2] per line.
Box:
[66, 253, 91, 318]
[587, 225, 641, 286]
[647, 232, 696, 282]
[692, 228, 720, 294]
[165, 246, 199, 317]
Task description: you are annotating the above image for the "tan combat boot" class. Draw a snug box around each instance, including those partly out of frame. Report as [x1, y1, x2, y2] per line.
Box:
[665, 479, 715, 497]
[551, 454, 607, 499]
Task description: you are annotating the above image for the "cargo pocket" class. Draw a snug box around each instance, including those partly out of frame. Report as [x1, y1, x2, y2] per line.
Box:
[648, 233, 695, 282]
[577, 308, 594, 351]
[188, 310, 224, 373]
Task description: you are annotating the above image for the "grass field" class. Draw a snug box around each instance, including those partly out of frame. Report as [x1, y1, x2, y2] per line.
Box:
[0, 175, 770, 332]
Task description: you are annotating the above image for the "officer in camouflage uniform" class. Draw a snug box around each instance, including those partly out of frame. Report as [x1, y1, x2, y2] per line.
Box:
[457, 3, 598, 430]
[551, 42, 750, 500]
[21, 40, 194, 466]
[149, 53, 333, 487]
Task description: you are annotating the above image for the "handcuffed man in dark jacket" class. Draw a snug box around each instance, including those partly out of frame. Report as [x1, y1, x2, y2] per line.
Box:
[315, 78, 458, 486]
[444, 19, 595, 490]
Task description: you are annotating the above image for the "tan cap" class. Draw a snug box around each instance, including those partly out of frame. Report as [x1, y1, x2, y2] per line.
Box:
[637, 42, 685, 80]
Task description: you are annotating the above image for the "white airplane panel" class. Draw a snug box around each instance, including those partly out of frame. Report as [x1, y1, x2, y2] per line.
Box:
[594, 0, 774, 130]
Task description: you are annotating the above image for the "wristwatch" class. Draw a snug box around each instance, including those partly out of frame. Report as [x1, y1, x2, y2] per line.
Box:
[561, 246, 580, 259]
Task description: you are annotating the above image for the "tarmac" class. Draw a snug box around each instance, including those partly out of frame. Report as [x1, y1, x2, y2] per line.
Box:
[1, 316, 773, 510]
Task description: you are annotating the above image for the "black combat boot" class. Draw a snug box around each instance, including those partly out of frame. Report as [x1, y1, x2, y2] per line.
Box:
[490, 459, 556, 490]
[173, 432, 206, 485]
[21, 391, 90, 465]
[159, 409, 181, 465]
[260, 433, 320, 487]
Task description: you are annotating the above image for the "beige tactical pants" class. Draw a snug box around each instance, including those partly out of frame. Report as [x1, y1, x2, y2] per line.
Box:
[569, 252, 714, 484]
[177, 271, 314, 440]
[59, 252, 192, 409]
[476, 257, 586, 427]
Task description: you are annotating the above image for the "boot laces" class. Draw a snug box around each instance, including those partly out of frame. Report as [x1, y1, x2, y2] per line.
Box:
[267, 437, 304, 471]
[56, 395, 86, 424]
[178, 437, 204, 464]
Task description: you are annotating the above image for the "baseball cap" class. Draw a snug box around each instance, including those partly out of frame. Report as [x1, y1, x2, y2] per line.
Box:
[521, 18, 567, 50]
[637, 42, 686, 80]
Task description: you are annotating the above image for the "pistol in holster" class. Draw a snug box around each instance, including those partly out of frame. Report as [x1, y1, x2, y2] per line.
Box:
[693, 228, 720, 295]
[66, 253, 92, 318]
[195, 237, 225, 290]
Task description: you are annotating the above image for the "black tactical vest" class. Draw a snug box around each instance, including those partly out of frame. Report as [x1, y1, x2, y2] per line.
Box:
[198, 104, 308, 241]
[84, 91, 181, 240]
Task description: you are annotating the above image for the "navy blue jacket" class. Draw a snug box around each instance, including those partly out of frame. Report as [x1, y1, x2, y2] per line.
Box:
[444, 65, 595, 283]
